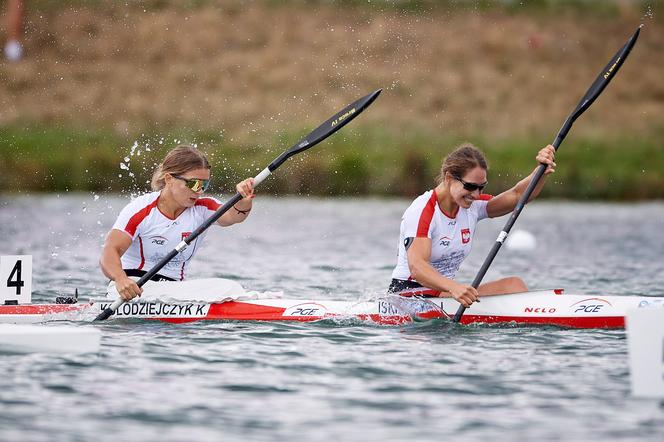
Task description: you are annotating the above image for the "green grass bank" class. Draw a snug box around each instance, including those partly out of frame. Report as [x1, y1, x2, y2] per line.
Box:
[2, 125, 662, 200]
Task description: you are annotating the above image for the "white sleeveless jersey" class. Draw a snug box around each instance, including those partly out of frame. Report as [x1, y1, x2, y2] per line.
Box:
[391, 189, 492, 282]
[112, 192, 222, 281]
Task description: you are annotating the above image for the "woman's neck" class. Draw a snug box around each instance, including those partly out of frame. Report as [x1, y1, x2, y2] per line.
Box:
[435, 183, 458, 218]
[157, 188, 185, 219]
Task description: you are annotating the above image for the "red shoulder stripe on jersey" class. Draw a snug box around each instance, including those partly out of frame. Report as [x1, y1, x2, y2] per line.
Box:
[479, 194, 493, 201]
[416, 191, 437, 237]
[124, 198, 160, 237]
[195, 198, 221, 211]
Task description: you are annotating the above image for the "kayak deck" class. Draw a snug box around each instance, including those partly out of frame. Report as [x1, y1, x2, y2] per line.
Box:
[1, 289, 662, 328]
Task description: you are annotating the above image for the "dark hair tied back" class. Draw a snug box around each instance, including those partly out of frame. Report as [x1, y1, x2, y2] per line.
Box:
[436, 142, 488, 185]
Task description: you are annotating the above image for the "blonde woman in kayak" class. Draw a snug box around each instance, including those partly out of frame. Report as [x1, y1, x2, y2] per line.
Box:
[100, 145, 255, 301]
[389, 143, 556, 308]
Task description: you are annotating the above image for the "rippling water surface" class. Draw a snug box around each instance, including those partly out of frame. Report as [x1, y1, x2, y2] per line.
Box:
[1, 195, 663, 441]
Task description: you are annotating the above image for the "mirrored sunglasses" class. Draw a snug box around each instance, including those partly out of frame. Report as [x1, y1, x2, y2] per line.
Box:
[172, 174, 210, 192]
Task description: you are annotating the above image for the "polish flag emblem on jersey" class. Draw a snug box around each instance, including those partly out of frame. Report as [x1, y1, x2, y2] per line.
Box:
[461, 228, 471, 244]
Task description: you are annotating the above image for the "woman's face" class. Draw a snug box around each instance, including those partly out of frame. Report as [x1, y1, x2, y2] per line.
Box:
[165, 168, 211, 208]
[447, 166, 488, 209]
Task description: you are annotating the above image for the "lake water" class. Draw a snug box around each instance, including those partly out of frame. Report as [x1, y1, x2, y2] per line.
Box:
[1, 194, 663, 441]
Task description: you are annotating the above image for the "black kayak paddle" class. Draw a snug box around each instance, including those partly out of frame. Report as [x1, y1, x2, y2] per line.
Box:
[453, 26, 642, 323]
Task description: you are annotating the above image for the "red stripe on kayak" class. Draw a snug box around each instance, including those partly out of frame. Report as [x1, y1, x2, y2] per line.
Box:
[459, 314, 625, 329]
[0, 304, 89, 314]
[204, 301, 445, 324]
[207, 301, 291, 320]
[0, 303, 627, 328]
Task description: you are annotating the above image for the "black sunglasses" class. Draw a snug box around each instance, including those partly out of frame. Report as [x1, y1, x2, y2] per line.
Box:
[453, 176, 487, 192]
[172, 174, 210, 192]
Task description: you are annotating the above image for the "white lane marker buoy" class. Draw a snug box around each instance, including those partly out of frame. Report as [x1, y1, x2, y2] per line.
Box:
[505, 229, 537, 251]
[0, 324, 101, 354]
[626, 308, 664, 398]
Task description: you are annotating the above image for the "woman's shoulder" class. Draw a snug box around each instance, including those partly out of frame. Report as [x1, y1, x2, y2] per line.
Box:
[409, 189, 434, 204]
[471, 194, 493, 206]
[192, 196, 222, 211]
[119, 191, 160, 212]
[112, 191, 161, 230]
[467, 194, 493, 217]
[405, 189, 435, 211]
[129, 191, 160, 204]
[401, 190, 436, 221]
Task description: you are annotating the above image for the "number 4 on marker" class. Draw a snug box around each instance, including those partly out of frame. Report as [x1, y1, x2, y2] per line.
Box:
[1, 255, 32, 304]
[7, 260, 24, 295]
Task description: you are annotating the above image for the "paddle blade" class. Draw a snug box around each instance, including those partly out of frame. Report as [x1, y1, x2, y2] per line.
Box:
[569, 25, 641, 123]
[269, 89, 382, 171]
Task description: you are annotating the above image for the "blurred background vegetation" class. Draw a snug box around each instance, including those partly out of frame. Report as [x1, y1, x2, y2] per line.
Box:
[1, 0, 662, 199]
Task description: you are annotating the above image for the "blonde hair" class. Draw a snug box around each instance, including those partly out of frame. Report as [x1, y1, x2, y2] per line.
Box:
[435, 142, 488, 185]
[150, 145, 211, 191]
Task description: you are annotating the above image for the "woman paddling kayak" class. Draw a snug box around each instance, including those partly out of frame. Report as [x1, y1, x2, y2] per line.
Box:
[100, 145, 255, 301]
[388, 143, 556, 308]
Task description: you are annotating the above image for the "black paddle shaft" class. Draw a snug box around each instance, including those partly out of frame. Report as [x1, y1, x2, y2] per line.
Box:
[94, 89, 382, 321]
[453, 26, 642, 323]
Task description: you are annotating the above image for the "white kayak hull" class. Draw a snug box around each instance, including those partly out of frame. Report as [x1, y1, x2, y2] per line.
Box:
[0, 289, 662, 328]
